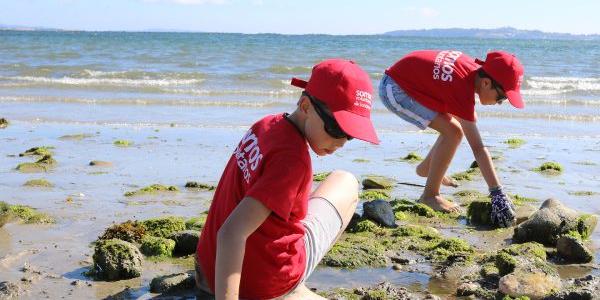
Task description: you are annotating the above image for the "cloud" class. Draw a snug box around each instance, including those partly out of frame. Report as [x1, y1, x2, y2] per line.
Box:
[420, 7, 440, 18]
[142, 0, 227, 5]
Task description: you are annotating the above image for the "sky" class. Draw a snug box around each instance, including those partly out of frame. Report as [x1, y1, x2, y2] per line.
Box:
[0, 0, 598, 35]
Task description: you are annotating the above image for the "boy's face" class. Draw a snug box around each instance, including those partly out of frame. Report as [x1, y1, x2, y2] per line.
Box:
[300, 96, 349, 156]
[478, 78, 507, 106]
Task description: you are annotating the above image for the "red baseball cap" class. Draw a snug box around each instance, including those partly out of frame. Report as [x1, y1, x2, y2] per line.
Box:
[475, 51, 525, 109]
[290, 59, 379, 144]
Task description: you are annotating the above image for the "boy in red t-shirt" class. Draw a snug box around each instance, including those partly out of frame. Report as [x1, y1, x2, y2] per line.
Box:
[381, 50, 524, 227]
[195, 59, 379, 299]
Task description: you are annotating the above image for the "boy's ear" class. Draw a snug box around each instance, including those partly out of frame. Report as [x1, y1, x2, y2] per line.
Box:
[481, 77, 492, 90]
[297, 95, 310, 114]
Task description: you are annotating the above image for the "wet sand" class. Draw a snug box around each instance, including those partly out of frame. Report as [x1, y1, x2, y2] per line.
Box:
[1, 118, 599, 299]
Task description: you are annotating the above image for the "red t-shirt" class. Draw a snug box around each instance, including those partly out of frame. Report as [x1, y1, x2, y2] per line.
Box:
[385, 50, 480, 122]
[196, 113, 312, 299]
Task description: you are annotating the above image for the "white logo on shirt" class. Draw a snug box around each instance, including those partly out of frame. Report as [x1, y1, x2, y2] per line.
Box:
[234, 129, 263, 184]
[432, 50, 463, 82]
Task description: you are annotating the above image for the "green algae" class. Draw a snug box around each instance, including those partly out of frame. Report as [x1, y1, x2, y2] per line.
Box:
[431, 237, 474, 262]
[185, 212, 208, 231]
[141, 216, 185, 238]
[352, 158, 370, 163]
[451, 167, 480, 181]
[19, 146, 54, 157]
[184, 181, 215, 190]
[313, 172, 331, 182]
[124, 184, 179, 197]
[568, 191, 597, 196]
[467, 201, 492, 226]
[113, 139, 133, 147]
[7, 204, 54, 224]
[390, 198, 459, 221]
[16, 154, 57, 173]
[504, 138, 526, 148]
[321, 233, 388, 268]
[90, 238, 141, 280]
[362, 175, 395, 190]
[359, 189, 390, 201]
[140, 235, 176, 257]
[346, 219, 386, 235]
[495, 251, 517, 275]
[99, 220, 146, 243]
[59, 133, 93, 140]
[534, 161, 563, 174]
[23, 179, 54, 188]
[453, 190, 488, 203]
[576, 214, 597, 240]
[511, 194, 537, 206]
[401, 152, 423, 163]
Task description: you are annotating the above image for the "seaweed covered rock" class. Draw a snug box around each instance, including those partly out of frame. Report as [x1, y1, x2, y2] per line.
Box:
[184, 181, 215, 190]
[16, 154, 57, 173]
[5, 204, 54, 224]
[320, 282, 416, 300]
[19, 146, 53, 157]
[321, 234, 388, 268]
[534, 162, 563, 175]
[99, 220, 146, 243]
[545, 275, 600, 300]
[124, 184, 179, 197]
[391, 199, 436, 218]
[362, 175, 394, 190]
[113, 140, 133, 147]
[150, 272, 195, 293]
[402, 152, 423, 163]
[359, 189, 390, 201]
[513, 198, 596, 246]
[169, 230, 200, 256]
[142, 216, 186, 238]
[23, 179, 54, 187]
[185, 212, 208, 231]
[363, 200, 397, 228]
[91, 239, 143, 281]
[140, 236, 176, 257]
[556, 235, 593, 263]
[467, 200, 492, 226]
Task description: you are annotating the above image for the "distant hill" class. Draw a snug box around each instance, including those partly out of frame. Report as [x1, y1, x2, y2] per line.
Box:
[384, 27, 600, 40]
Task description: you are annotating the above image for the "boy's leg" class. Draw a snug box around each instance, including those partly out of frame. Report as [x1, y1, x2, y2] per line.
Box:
[416, 136, 459, 187]
[419, 114, 463, 212]
[280, 170, 359, 300]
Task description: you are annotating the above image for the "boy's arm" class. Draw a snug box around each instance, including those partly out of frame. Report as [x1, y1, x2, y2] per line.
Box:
[215, 196, 271, 300]
[457, 119, 500, 189]
[458, 118, 515, 227]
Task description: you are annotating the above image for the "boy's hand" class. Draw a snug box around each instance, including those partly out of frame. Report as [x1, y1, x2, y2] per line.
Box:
[489, 188, 516, 228]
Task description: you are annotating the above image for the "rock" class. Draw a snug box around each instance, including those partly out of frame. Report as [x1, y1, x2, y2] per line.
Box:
[89, 160, 113, 167]
[467, 200, 492, 226]
[513, 198, 581, 246]
[0, 281, 22, 298]
[353, 282, 415, 300]
[124, 184, 179, 197]
[363, 200, 397, 228]
[169, 230, 200, 256]
[149, 272, 195, 293]
[556, 235, 594, 263]
[91, 239, 143, 281]
[0, 118, 8, 129]
[23, 179, 54, 188]
[140, 236, 176, 257]
[456, 282, 481, 296]
[545, 275, 600, 300]
[184, 181, 215, 190]
[362, 175, 394, 190]
[499, 270, 561, 300]
[576, 214, 598, 239]
[141, 216, 186, 238]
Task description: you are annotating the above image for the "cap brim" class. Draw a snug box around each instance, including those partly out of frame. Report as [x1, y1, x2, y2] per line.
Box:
[506, 89, 524, 109]
[290, 77, 308, 88]
[333, 110, 380, 145]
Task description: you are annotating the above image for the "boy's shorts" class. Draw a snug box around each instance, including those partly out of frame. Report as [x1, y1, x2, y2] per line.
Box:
[298, 196, 343, 283]
[379, 74, 438, 130]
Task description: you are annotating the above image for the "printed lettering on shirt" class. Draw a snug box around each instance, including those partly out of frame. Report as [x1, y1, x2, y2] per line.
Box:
[234, 129, 264, 183]
[354, 89, 373, 110]
[432, 50, 463, 82]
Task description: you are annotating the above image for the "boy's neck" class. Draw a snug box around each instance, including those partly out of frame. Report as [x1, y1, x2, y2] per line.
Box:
[284, 111, 305, 137]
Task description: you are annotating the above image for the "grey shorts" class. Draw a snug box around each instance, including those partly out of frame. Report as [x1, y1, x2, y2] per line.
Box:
[300, 197, 343, 280]
[379, 74, 438, 130]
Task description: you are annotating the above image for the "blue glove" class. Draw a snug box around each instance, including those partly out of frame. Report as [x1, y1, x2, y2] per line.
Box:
[489, 187, 516, 228]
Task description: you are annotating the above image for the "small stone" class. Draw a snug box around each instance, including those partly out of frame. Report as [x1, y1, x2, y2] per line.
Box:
[363, 200, 397, 228]
[456, 282, 480, 296]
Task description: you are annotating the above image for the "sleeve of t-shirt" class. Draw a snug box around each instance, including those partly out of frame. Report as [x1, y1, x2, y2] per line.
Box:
[245, 152, 309, 221]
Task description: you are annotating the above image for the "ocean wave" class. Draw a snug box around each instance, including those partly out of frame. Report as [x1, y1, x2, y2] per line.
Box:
[265, 65, 312, 74]
[524, 76, 600, 91]
[0, 75, 204, 87]
[0, 95, 291, 107]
